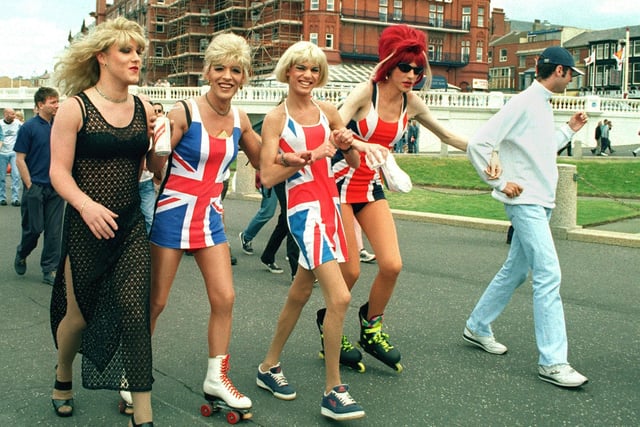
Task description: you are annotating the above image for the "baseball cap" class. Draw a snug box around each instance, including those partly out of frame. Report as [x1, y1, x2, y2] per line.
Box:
[538, 46, 584, 76]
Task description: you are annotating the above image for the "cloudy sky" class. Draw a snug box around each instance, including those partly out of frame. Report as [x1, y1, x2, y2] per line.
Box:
[2, 0, 639, 79]
[490, 0, 640, 30]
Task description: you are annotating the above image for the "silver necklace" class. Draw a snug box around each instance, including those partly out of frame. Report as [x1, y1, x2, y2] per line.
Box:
[94, 85, 128, 104]
[204, 93, 231, 116]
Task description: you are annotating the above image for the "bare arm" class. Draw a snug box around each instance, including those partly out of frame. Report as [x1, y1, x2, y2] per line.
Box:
[408, 93, 468, 152]
[259, 106, 311, 188]
[238, 109, 261, 168]
[147, 101, 186, 174]
[50, 98, 119, 239]
[15, 152, 30, 188]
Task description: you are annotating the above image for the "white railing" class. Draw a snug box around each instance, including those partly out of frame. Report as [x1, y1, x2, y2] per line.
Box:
[4, 85, 640, 115]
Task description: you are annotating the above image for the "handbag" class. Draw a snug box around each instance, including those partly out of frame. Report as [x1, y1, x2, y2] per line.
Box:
[379, 152, 412, 193]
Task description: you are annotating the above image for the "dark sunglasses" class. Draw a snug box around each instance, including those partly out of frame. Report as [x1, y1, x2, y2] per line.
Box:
[396, 62, 424, 75]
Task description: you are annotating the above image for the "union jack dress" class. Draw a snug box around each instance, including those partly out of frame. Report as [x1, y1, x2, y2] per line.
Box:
[281, 101, 348, 270]
[333, 82, 408, 203]
[150, 99, 240, 249]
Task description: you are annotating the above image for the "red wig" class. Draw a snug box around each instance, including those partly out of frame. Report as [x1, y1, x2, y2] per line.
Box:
[373, 25, 429, 86]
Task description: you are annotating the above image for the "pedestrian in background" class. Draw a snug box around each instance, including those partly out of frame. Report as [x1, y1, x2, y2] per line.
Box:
[0, 107, 22, 206]
[14, 87, 64, 286]
[49, 17, 155, 425]
[463, 46, 588, 389]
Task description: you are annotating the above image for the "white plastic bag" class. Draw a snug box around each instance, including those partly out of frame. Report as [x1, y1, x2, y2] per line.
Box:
[380, 152, 412, 193]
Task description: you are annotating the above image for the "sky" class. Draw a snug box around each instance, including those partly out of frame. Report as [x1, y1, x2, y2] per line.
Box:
[2, 0, 640, 79]
[490, 0, 640, 30]
[0, 0, 94, 78]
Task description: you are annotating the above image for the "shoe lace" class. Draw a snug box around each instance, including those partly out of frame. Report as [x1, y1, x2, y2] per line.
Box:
[340, 335, 355, 352]
[364, 320, 394, 351]
[270, 370, 289, 387]
[333, 389, 357, 406]
[220, 357, 245, 399]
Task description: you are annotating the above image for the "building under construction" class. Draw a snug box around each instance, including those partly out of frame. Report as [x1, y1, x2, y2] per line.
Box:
[94, 0, 490, 90]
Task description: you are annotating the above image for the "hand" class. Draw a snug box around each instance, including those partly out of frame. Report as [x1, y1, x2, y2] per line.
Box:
[485, 151, 502, 180]
[80, 199, 119, 239]
[311, 140, 337, 161]
[501, 181, 523, 199]
[567, 111, 588, 132]
[331, 128, 354, 151]
[352, 141, 387, 169]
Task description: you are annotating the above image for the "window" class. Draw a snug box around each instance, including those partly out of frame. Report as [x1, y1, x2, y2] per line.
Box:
[327, 0, 335, 11]
[155, 46, 163, 57]
[499, 48, 508, 62]
[632, 62, 640, 84]
[461, 41, 470, 62]
[156, 16, 165, 33]
[476, 41, 483, 62]
[326, 33, 334, 49]
[379, 6, 388, 22]
[393, 0, 402, 20]
[310, 32, 318, 45]
[518, 55, 526, 68]
[632, 40, 640, 57]
[429, 5, 444, 27]
[272, 27, 279, 41]
[462, 7, 471, 30]
[429, 39, 443, 62]
[478, 7, 484, 27]
[199, 38, 208, 53]
[310, 0, 319, 10]
[488, 50, 492, 64]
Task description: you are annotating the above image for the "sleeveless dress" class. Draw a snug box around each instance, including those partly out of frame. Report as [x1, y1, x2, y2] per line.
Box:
[280, 100, 347, 270]
[50, 93, 153, 392]
[333, 82, 408, 203]
[150, 99, 240, 249]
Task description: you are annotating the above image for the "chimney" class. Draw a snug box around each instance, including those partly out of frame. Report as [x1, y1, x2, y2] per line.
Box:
[491, 8, 506, 37]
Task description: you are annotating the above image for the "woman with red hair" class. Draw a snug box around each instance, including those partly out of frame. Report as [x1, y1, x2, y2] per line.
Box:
[324, 25, 469, 372]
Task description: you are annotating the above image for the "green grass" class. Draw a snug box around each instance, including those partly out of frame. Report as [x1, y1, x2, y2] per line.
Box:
[388, 156, 640, 226]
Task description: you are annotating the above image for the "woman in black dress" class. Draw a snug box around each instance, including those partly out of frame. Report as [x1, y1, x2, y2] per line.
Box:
[50, 17, 155, 426]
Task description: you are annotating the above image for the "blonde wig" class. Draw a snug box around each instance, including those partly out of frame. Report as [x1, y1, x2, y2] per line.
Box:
[273, 41, 329, 87]
[54, 16, 147, 97]
[203, 33, 252, 85]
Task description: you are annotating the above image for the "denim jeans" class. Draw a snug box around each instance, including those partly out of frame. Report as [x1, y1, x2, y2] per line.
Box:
[138, 178, 156, 235]
[466, 204, 568, 366]
[0, 152, 21, 202]
[242, 186, 277, 241]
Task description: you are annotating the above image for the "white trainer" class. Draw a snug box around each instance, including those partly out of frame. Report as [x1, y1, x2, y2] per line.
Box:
[463, 327, 508, 355]
[538, 364, 588, 388]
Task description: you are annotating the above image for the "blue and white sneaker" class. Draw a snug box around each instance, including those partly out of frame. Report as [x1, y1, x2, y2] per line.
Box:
[321, 384, 365, 421]
[256, 363, 296, 400]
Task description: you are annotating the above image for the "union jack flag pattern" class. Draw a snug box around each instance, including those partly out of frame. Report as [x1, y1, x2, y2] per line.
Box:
[334, 83, 408, 204]
[281, 101, 348, 270]
[150, 99, 240, 249]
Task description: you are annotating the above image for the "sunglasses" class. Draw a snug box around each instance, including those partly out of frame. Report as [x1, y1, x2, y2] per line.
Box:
[396, 62, 424, 75]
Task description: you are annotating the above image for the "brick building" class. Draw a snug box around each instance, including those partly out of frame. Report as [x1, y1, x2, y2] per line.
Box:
[94, 0, 491, 90]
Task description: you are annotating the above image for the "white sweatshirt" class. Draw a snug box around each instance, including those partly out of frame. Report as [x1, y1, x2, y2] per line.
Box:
[467, 80, 575, 209]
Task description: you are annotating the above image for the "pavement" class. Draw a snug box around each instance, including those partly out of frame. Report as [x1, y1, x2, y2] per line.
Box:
[1, 195, 638, 427]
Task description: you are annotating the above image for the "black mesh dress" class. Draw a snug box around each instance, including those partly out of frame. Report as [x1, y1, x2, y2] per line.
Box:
[50, 92, 153, 392]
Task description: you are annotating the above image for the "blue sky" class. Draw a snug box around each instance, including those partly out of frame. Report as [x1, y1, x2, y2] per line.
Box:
[2, 0, 639, 79]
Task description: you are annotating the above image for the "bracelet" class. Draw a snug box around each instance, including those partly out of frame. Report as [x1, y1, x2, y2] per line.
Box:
[340, 146, 353, 154]
[280, 152, 290, 167]
[79, 197, 91, 216]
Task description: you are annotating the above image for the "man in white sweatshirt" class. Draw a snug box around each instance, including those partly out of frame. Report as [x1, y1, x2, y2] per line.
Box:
[462, 46, 589, 389]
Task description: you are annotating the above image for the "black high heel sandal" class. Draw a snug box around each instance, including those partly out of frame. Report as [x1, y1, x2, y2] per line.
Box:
[52, 379, 74, 417]
[130, 414, 154, 426]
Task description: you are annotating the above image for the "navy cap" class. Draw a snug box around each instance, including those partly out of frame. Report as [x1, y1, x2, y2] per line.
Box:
[538, 46, 584, 76]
